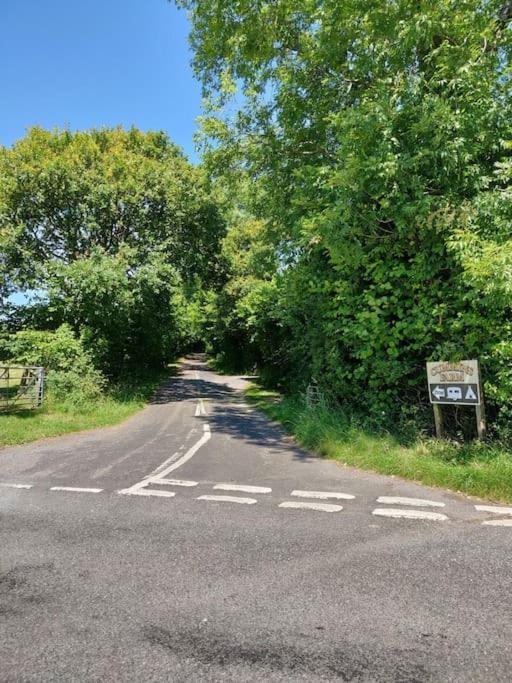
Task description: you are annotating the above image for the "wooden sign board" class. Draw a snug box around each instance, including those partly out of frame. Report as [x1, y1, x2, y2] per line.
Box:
[426, 360, 486, 439]
[426, 360, 481, 406]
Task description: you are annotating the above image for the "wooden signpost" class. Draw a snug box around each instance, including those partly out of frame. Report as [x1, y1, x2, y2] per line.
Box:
[426, 360, 486, 440]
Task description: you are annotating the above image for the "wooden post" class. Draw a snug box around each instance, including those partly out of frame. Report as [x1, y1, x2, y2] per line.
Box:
[475, 363, 486, 439]
[433, 403, 444, 439]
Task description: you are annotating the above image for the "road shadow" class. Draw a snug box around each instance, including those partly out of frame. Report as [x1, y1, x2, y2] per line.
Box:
[208, 402, 314, 463]
[151, 359, 314, 462]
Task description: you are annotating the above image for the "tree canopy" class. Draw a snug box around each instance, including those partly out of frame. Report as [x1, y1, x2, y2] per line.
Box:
[0, 127, 225, 374]
[177, 0, 512, 436]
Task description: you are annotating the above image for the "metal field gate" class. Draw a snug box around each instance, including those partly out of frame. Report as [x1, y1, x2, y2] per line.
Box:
[0, 366, 45, 411]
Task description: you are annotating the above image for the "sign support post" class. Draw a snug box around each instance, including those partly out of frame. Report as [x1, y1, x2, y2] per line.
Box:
[475, 363, 486, 440]
[433, 403, 444, 439]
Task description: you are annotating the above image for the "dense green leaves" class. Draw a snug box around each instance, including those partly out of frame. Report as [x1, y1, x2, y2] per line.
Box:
[0, 127, 226, 376]
[181, 0, 512, 437]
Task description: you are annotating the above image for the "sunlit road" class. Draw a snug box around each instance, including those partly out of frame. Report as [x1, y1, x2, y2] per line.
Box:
[1, 357, 511, 681]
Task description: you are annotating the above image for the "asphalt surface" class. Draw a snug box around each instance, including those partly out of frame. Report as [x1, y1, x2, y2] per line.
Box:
[1, 357, 511, 682]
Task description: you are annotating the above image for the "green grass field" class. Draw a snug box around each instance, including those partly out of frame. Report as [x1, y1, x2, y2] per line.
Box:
[0, 367, 174, 448]
[245, 384, 512, 504]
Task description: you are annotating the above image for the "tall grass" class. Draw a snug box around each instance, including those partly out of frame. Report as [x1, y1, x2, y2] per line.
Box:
[245, 385, 512, 504]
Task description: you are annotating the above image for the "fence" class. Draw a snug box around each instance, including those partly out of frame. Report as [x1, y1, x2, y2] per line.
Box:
[0, 366, 44, 411]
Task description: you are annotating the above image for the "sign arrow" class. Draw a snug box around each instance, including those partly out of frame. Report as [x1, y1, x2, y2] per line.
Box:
[432, 386, 445, 400]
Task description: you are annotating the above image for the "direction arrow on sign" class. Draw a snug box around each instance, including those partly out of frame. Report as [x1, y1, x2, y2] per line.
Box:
[432, 386, 445, 400]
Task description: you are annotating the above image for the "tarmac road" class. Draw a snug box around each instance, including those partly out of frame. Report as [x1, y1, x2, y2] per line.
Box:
[1, 357, 511, 682]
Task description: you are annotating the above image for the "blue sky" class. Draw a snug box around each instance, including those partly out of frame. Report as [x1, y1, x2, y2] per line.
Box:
[1, 0, 202, 162]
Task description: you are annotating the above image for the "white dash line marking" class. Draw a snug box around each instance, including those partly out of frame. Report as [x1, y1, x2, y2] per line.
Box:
[194, 399, 207, 417]
[475, 505, 512, 516]
[482, 519, 512, 527]
[291, 490, 355, 501]
[377, 496, 445, 508]
[197, 495, 257, 505]
[279, 501, 343, 513]
[372, 508, 448, 521]
[153, 478, 198, 487]
[214, 484, 272, 494]
[50, 486, 103, 493]
[119, 489, 176, 498]
[0, 483, 33, 490]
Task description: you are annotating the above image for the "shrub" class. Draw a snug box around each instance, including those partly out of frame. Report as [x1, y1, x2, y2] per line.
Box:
[0, 324, 105, 404]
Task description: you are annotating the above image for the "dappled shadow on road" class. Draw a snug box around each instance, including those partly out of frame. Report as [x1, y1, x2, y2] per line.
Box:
[150, 377, 234, 405]
[150, 358, 314, 462]
[207, 401, 314, 463]
[150, 358, 231, 405]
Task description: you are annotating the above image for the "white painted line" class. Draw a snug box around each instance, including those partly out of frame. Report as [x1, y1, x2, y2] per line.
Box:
[194, 399, 207, 417]
[50, 486, 103, 493]
[153, 478, 198, 487]
[475, 505, 512, 516]
[197, 495, 257, 505]
[482, 519, 512, 527]
[0, 483, 33, 490]
[372, 508, 448, 521]
[149, 427, 196, 476]
[291, 490, 355, 501]
[119, 489, 176, 498]
[377, 496, 445, 508]
[279, 501, 343, 513]
[119, 423, 212, 496]
[214, 484, 272, 494]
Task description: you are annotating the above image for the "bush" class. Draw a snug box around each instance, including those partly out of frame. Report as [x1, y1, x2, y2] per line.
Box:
[0, 324, 105, 405]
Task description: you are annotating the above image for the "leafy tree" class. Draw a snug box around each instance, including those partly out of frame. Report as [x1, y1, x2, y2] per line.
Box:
[0, 127, 226, 375]
[180, 0, 512, 434]
[0, 126, 224, 288]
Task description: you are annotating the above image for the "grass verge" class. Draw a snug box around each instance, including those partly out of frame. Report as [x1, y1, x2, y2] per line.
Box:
[245, 384, 512, 504]
[0, 366, 175, 448]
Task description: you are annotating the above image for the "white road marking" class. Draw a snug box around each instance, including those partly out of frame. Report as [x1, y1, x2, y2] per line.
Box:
[372, 508, 448, 521]
[482, 519, 512, 527]
[119, 489, 176, 498]
[194, 399, 207, 417]
[377, 496, 445, 508]
[118, 423, 212, 497]
[153, 478, 198, 487]
[50, 486, 103, 493]
[291, 490, 355, 501]
[279, 501, 343, 513]
[197, 495, 257, 505]
[149, 428, 196, 477]
[214, 484, 272, 494]
[475, 505, 512, 515]
[0, 483, 33, 489]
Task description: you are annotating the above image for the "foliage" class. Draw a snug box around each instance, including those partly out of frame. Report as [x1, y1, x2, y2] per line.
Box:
[0, 127, 226, 376]
[0, 324, 105, 404]
[180, 0, 512, 438]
